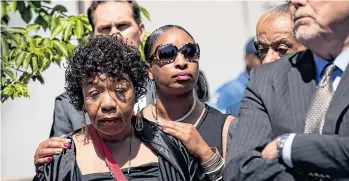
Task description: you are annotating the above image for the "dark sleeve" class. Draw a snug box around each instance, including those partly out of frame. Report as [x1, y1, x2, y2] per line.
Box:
[50, 96, 73, 137]
[223, 69, 296, 181]
[33, 157, 56, 181]
[291, 134, 349, 177]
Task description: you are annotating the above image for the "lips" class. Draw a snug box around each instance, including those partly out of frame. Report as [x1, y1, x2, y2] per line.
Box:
[99, 117, 120, 126]
[173, 72, 192, 81]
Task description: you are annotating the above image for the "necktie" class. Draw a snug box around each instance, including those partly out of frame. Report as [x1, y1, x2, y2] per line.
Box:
[304, 63, 336, 134]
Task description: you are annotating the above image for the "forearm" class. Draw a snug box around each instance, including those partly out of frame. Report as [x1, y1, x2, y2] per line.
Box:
[291, 134, 349, 176]
[224, 149, 296, 181]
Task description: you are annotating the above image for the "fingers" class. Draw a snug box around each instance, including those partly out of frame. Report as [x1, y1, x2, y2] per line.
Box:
[34, 137, 71, 167]
[161, 126, 186, 140]
[157, 120, 185, 130]
[39, 148, 64, 158]
[45, 139, 70, 149]
[43, 136, 71, 149]
[157, 121, 194, 142]
[50, 136, 71, 144]
[35, 157, 53, 167]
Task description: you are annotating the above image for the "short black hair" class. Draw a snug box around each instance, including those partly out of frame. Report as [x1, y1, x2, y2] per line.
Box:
[65, 34, 148, 111]
[144, 25, 195, 62]
[87, 0, 141, 33]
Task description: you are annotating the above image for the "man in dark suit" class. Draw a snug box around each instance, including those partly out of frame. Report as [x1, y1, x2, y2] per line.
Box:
[50, 0, 148, 137]
[224, 1, 349, 180]
[226, 3, 306, 151]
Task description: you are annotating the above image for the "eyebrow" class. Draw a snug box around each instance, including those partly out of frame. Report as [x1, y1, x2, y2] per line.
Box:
[254, 41, 267, 47]
[97, 20, 131, 28]
[96, 23, 112, 31]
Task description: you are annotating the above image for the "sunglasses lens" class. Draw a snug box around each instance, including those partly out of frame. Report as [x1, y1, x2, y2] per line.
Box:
[181, 43, 199, 61]
[157, 45, 178, 63]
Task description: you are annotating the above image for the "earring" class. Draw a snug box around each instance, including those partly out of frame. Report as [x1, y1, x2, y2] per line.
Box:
[81, 107, 90, 144]
[135, 104, 144, 131]
[151, 79, 156, 105]
[193, 74, 208, 101]
[81, 110, 87, 131]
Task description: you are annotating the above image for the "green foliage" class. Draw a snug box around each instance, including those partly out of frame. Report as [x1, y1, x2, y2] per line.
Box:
[1, 0, 151, 102]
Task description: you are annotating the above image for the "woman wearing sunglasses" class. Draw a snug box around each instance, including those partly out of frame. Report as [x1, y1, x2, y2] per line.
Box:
[34, 35, 215, 181]
[142, 25, 234, 179]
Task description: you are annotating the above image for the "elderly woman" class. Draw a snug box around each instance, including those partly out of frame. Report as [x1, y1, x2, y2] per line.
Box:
[33, 35, 214, 181]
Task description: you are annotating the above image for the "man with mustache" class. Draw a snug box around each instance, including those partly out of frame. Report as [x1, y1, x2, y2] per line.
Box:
[224, 4, 305, 118]
[255, 3, 305, 64]
[224, 1, 349, 180]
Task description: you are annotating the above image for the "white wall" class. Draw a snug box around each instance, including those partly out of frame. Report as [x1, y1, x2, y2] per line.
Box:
[1, 1, 283, 180]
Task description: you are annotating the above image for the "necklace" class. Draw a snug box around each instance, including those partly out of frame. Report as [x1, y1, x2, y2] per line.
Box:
[152, 99, 197, 122]
[97, 128, 133, 180]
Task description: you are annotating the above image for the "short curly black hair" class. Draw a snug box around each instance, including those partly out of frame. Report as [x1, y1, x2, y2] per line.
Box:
[65, 34, 148, 112]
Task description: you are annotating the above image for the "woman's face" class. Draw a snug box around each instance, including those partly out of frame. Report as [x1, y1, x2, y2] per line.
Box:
[149, 28, 199, 96]
[82, 73, 135, 138]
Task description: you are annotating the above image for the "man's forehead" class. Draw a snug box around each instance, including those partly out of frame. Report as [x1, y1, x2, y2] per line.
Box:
[257, 31, 295, 44]
[257, 17, 293, 39]
[93, 1, 134, 24]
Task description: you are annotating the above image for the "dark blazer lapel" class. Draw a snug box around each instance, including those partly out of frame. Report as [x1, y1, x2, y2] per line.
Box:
[287, 50, 317, 132]
[324, 63, 349, 134]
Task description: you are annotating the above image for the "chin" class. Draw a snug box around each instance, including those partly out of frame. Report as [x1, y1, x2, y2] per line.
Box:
[96, 122, 128, 137]
[295, 25, 322, 46]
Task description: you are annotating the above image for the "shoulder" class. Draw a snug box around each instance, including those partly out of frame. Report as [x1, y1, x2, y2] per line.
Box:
[36, 133, 77, 179]
[205, 104, 229, 121]
[251, 51, 308, 79]
[248, 51, 309, 93]
[55, 92, 70, 102]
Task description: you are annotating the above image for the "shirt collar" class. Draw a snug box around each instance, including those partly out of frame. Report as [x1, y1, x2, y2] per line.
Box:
[313, 47, 349, 76]
[334, 47, 349, 72]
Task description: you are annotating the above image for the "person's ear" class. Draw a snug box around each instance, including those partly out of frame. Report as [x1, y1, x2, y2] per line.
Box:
[138, 23, 145, 43]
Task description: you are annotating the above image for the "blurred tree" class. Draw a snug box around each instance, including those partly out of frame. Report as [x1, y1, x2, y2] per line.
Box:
[0, 0, 150, 102]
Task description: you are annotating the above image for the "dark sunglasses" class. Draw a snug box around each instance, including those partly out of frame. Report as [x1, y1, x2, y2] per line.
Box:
[149, 43, 200, 64]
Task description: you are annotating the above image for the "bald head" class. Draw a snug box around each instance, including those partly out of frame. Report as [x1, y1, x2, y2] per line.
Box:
[255, 4, 305, 64]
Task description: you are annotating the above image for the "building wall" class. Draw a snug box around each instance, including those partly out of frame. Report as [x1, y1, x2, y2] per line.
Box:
[1, 1, 283, 180]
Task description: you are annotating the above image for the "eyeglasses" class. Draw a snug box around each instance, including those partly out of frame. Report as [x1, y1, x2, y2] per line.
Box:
[254, 41, 290, 60]
[149, 43, 200, 64]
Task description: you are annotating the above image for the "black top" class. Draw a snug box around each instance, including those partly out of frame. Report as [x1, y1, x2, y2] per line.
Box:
[34, 117, 210, 181]
[81, 162, 158, 181]
[197, 104, 228, 154]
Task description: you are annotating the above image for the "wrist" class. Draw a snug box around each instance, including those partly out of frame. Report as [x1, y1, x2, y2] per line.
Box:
[277, 134, 290, 159]
[200, 147, 224, 180]
[198, 145, 215, 162]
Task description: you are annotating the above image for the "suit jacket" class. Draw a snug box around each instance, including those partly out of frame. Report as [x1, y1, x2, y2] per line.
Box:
[50, 83, 154, 137]
[223, 50, 349, 181]
[50, 92, 91, 137]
